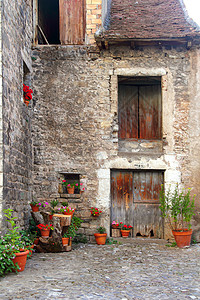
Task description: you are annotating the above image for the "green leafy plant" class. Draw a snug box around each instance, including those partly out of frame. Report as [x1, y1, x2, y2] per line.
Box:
[50, 200, 59, 214]
[0, 209, 27, 275]
[105, 238, 118, 245]
[61, 201, 68, 207]
[30, 200, 40, 207]
[73, 233, 88, 244]
[97, 226, 106, 234]
[64, 216, 83, 239]
[159, 184, 195, 231]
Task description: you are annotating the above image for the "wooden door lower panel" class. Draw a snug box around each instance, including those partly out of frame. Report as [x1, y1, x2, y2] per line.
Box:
[133, 203, 163, 238]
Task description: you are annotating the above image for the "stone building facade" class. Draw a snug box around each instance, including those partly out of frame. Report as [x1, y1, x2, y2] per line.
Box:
[0, 0, 200, 242]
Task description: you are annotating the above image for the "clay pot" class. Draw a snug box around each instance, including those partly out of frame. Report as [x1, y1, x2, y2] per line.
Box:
[40, 229, 50, 238]
[94, 233, 107, 245]
[62, 237, 69, 246]
[112, 225, 119, 229]
[24, 101, 29, 106]
[64, 212, 74, 217]
[34, 237, 39, 245]
[121, 230, 130, 238]
[172, 229, 192, 248]
[30, 204, 39, 212]
[12, 249, 29, 272]
[67, 186, 75, 194]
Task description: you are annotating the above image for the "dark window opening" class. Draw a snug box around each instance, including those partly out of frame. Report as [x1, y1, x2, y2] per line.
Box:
[37, 0, 86, 45]
[38, 0, 60, 44]
[61, 173, 80, 194]
[118, 76, 162, 140]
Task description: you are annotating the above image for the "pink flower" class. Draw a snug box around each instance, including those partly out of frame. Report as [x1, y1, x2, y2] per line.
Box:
[45, 202, 49, 205]
[82, 188, 85, 191]
[80, 183, 83, 186]
[38, 203, 41, 206]
[62, 180, 66, 182]
[75, 183, 78, 186]
[67, 184, 71, 187]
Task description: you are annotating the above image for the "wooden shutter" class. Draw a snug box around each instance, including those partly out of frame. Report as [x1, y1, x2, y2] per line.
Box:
[59, 0, 86, 44]
[139, 85, 162, 139]
[118, 85, 138, 139]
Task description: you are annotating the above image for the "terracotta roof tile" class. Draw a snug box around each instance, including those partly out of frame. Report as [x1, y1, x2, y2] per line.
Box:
[97, 0, 200, 41]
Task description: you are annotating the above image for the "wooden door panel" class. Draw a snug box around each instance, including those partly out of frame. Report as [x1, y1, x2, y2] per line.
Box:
[133, 203, 163, 238]
[111, 171, 134, 226]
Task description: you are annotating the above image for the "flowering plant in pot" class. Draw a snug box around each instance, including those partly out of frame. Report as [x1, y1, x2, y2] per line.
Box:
[64, 207, 75, 216]
[62, 216, 83, 246]
[37, 224, 54, 238]
[23, 84, 33, 106]
[30, 200, 40, 212]
[94, 226, 107, 245]
[62, 180, 82, 194]
[111, 220, 119, 229]
[120, 224, 133, 238]
[0, 209, 29, 275]
[159, 184, 195, 248]
[90, 207, 102, 217]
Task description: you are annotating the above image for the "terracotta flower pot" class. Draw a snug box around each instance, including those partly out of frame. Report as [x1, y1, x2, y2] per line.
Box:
[12, 249, 29, 272]
[62, 237, 69, 246]
[40, 229, 50, 238]
[121, 230, 130, 238]
[112, 225, 118, 229]
[30, 204, 39, 212]
[67, 186, 75, 194]
[34, 237, 39, 245]
[24, 100, 29, 106]
[64, 211, 74, 217]
[172, 229, 192, 248]
[94, 233, 107, 245]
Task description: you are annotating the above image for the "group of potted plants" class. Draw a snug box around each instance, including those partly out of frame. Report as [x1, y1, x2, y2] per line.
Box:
[61, 216, 83, 246]
[111, 220, 133, 238]
[159, 184, 195, 248]
[0, 209, 37, 276]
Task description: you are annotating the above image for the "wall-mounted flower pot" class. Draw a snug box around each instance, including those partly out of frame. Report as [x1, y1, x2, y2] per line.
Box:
[67, 186, 75, 194]
[172, 229, 192, 248]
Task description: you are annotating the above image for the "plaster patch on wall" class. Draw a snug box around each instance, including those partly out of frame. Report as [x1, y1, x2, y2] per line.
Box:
[114, 68, 167, 77]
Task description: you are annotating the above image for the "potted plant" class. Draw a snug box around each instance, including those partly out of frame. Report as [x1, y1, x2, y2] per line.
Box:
[50, 199, 59, 219]
[0, 209, 30, 274]
[20, 230, 37, 257]
[111, 220, 119, 229]
[37, 224, 54, 238]
[90, 207, 102, 217]
[62, 232, 70, 246]
[62, 216, 83, 245]
[23, 84, 33, 106]
[64, 207, 75, 216]
[30, 200, 40, 212]
[120, 224, 133, 238]
[94, 226, 107, 245]
[62, 180, 83, 194]
[159, 184, 195, 248]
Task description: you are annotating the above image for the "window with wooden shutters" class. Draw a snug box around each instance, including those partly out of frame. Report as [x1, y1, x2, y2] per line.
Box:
[36, 0, 86, 45]
[118, 77, 162, 140]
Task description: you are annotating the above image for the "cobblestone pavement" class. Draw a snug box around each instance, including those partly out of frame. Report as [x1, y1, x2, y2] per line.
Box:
[0, 238, 200, 300]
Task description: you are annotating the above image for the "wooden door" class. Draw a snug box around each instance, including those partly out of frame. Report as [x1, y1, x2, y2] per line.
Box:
[111, 170, 164, 238]
[59, 0, 86, 44]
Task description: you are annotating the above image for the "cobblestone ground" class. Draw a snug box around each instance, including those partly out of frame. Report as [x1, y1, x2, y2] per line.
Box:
[0, 238, 200, 300]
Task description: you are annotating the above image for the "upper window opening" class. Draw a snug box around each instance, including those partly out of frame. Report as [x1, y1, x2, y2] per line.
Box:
[37, 0, 86, 45]
[118, 76, 162, 140]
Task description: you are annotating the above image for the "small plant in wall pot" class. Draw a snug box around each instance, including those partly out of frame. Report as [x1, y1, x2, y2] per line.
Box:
[23, 84, 33, 106]
[90, 207, 102, 217]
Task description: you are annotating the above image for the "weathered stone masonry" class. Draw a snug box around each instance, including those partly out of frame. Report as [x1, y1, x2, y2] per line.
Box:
[32, 44, 200, 241]
[1, 0, 33, 228]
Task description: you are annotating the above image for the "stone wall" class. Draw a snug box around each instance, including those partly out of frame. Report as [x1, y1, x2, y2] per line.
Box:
[1, 0, 33, 228]
[32, 44, 200, 241]
[0, 0, 3, 228]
